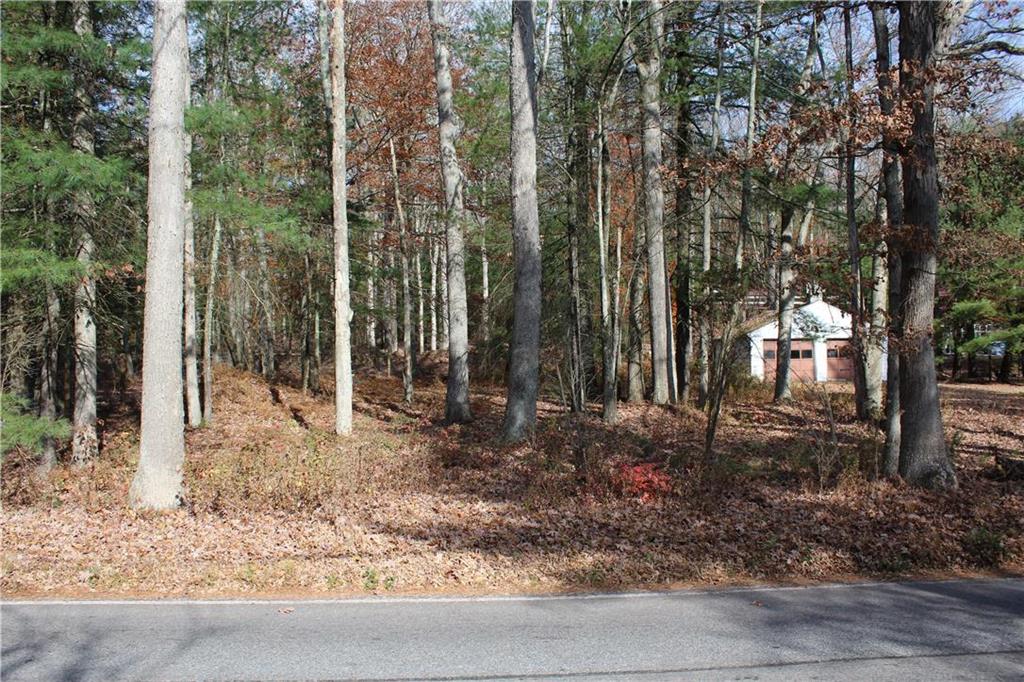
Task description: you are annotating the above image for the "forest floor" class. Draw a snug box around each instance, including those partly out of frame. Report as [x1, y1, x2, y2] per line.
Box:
[3, 358, 1023, 598]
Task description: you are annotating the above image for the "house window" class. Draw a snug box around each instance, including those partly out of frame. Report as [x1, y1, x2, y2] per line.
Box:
[827, 348, 838, 358]
[791, 350, 801, 359]
[801, 349, 813, 359]
[764, 350, 776, 359]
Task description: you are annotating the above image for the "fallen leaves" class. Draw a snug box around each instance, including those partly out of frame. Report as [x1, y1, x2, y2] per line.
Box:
[1, 368, 1022, 598]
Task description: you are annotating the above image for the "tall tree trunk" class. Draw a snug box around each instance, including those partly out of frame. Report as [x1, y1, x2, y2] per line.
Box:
[429, 239, 438, 351]
[202, 214, 222, 422]
[329, 0, 353, 435]
[626, 252, 646, 403]
[636, 0, 671, 405]
[130, 0, 189, 510]
[38, 71, 60, 473]
[896, 0, 958, 490]
[699, 7, 725, 409]
[254, 226, 275, 379]
[562, 6, 590, 413]
[71, 0, 98, 465]
[865, 189, 888, 417]
[389, 139, 414, 405]
[386, 247, 399, 356]
[439, 237, 449, 347]
[845, 3, 869, 421]
[736, 0, 763, 273]
[773, 14, 819, 403]
[871, 0, 903, 477]
[367, 229, 377, 348]
[39, 287, 61, 473]
[597, 103, 619, 422]
[415, 219, 425, 354]
[502, 0, 542, 442]
[672, 9, 695, 405]
[480, 179, 491, 345]
[428, 0, 472, 424]
[183, 72, 201, 427]
[317, 0, 333, 121]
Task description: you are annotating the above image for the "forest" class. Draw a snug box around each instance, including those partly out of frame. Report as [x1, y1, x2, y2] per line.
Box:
[2, 0, 1023, 597]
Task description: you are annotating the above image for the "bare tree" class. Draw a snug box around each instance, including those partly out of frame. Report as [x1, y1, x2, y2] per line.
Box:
[129, 0, 189, 510]
[428, 0, 472, 423]
[502, 0, 542, 442]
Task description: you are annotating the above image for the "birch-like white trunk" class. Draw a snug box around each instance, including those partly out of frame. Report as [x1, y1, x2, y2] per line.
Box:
[329, 0, 353, 435]
[130, 0, 189, 510]
[415, 217, 425, 354]
[429, 0, 472, 423]
[429, 240, 438, 351]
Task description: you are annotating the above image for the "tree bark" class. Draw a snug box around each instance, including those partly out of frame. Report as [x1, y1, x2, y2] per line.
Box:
[254, 226, 275, 379]
[866, 190, 888, 417]
[202, 214, 222, 422]
[736, 0, 763, 273]
[562, 4, 590, 413]
[39, 286, 61, 473]
[183, 71, 201, 427]
[896, 0, 958, 490]
[480, 179, 491, 345]
[389, 139, 414, 405]
[699, 7, 725, 409]
[845, 3, 869, 421]
[672, 8, 695, 405]
[367, 229, 377, 348]
[429, 239, 438, 352]
[415, 218, 425, 354]
[428, 0, 472, 424]
[71, 0, 98, 465]
[626, 251, 646, 403]
[38, 68, 60, 473]
[636, 0, 671, 405]
[329, 0, 353, 435]
[502, 0, 542, 442]
[773, 13, 818, 403]
[130, 0, 189, 510]
[871, 0, 903, 477]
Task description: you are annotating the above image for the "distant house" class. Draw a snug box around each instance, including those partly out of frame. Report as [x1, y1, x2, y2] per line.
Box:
[740, 298, 886, 383]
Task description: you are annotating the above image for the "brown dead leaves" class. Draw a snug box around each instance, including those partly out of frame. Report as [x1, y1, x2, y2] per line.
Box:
[2, 367, 1022, 598]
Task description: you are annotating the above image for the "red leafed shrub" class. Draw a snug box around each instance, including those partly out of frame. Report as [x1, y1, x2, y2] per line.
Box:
[612, 462, 674, 502]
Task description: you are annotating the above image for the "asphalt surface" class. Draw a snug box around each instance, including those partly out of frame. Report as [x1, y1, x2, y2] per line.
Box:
[2, 578, 1022, 681]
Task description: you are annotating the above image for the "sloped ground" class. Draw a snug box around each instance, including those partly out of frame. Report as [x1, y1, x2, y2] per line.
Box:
[2, 362, 1022, 598]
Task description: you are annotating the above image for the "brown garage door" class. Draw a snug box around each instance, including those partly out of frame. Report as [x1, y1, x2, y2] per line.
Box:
[826, 339, 853, 381]
[763, 339, 815, 384]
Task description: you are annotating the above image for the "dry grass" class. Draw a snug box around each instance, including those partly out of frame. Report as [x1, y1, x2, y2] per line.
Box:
[2, 363, 1022, 598]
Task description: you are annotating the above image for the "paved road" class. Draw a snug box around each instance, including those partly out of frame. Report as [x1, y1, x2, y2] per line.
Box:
[3, 579, 1022, 681]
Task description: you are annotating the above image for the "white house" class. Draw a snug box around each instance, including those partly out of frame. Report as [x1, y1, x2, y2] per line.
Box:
[742, 298, 887, 383]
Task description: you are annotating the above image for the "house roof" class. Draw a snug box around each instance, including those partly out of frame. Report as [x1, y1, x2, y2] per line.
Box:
[745, 299, 854, 341]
